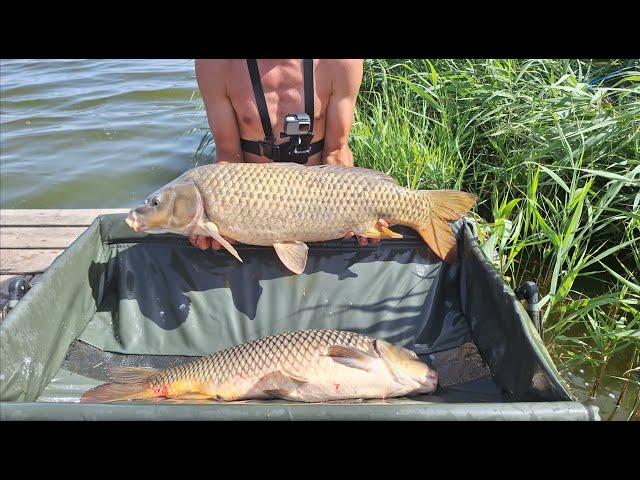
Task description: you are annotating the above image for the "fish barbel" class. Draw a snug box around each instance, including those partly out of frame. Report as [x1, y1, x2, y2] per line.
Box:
[125, 163, 476, 274]
[79, 329, 438, 403]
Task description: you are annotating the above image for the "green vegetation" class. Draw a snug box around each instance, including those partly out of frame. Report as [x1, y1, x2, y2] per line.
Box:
[196, 59, 640, 419]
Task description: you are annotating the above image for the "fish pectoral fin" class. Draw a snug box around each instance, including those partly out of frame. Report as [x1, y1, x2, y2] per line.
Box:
[281, 368, 308, 384]
[325, 345, 378, 372]
[360, 225, 403, 239]
[263, 389, 299, 401]
[273, 241, 308, 275]
[258, 370, 307, 400]
[201, 221, 243, 263]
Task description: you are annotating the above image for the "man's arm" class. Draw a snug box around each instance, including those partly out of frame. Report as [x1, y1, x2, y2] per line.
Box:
[321, 60, 364, 167]
[321, 60, 386, 246]
[191, 60, 241, 251]
[195, 59, 245, 164]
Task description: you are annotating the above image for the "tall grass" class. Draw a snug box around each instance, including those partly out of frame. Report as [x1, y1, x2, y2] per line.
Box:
[194, 59, 640, 417]
[351, 59, 639, 417]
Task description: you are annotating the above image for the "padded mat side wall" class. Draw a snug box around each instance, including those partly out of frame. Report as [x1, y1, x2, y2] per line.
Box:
[0, 220, 107, 402]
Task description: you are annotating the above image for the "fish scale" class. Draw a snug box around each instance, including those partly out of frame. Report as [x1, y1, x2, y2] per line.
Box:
[149, 329, 371, 388]
[81, 329, 439, 403]
[185, 163, 413, 245]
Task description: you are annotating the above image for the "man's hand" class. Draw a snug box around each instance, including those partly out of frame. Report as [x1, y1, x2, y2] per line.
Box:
[189, 219, 391, 251]
[189, 234, 236, 251]
[343, 219, 390, 246]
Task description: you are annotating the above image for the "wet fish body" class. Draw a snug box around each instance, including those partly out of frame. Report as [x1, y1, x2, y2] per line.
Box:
[125, 163, 477, 273]
[80, 329, 439, 403]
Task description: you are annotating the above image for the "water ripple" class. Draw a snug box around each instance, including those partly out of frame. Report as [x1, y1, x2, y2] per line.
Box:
[1, 59, 207, 208]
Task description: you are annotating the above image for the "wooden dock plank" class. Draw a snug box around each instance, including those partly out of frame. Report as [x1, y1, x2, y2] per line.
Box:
[0, 249, 65, 274]
[1, 227, 88, 249]
[0, 208, 128, 226]
[0, 209, 130, 311]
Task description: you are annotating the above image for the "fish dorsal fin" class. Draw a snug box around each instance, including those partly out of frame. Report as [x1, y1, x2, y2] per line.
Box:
[106, 366, 159, 384]
[325, 345, 378, 372]
[308, 164, 399, 185]
[273, 241, 309, 275]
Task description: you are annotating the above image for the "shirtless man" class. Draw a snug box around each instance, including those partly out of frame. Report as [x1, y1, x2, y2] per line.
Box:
[190, 59, 388, 251]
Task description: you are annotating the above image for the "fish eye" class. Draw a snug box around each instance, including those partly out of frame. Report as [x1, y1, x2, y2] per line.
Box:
[151, 196, 160, 207]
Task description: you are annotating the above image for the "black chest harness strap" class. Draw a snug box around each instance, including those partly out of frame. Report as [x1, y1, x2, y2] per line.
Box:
[240, 59, 324, 163]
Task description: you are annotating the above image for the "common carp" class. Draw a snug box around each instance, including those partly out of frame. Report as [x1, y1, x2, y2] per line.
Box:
[125, 163, 476, 274]
[80, 329, 438, 403]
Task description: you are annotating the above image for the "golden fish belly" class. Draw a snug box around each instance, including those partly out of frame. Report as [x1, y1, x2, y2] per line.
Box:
[204, 356, 409, 402]
[190, 163, 421, 245]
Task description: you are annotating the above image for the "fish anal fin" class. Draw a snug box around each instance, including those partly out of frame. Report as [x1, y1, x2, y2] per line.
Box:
[360, 224, 404, 239]
[273, 241, 308, 275]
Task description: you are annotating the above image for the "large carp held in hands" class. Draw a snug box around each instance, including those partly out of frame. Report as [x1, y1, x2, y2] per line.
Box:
[80, 329, 439, 403]
[125, 163, 477, 274]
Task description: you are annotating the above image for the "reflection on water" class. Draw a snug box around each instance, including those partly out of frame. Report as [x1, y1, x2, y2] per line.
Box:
[553, 347, 639, 421]
[0, 59, 210, 208]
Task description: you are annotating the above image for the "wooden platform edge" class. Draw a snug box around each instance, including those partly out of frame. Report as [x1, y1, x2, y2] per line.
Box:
[0, 209, 129, 226]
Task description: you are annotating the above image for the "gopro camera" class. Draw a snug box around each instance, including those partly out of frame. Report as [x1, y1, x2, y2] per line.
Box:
[282, 113, 311, 136]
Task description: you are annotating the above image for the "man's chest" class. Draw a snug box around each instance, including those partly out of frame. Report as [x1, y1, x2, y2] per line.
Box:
[226, 60, 331, 140]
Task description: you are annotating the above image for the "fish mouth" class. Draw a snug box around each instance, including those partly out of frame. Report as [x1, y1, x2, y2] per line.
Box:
[419, 370, 439, 392]
[125, 211, 144, 233]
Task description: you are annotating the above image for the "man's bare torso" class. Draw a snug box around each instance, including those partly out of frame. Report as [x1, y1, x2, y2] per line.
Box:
[196, 59, 362, 166]
[225, 59, 330, 165]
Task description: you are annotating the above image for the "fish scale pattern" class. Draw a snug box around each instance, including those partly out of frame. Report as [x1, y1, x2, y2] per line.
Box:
[188, 163, 421, 244]
[150, 329, 375, 388]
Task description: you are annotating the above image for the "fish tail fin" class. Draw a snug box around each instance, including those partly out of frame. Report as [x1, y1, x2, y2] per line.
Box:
[106, 366, 159, 383]
[80, 382, 156, 403]
[80, 366, 161, 403]
[414, 190, 477, 263]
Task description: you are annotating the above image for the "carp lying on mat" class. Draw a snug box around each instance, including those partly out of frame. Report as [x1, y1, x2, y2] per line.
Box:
[80, 329, 438, 403]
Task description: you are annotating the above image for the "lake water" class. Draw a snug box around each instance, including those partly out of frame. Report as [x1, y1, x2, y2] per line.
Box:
[0, 59, 636, 420]
[1, 59, 207, 208]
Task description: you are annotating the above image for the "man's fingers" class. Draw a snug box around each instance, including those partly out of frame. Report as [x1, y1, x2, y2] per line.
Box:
[357, 236, 368, 247]
[343, 231, 355, 239]
[378, 219, 389, 228]
[196, 236, 210, 250]
[191, 235, 235, 251]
